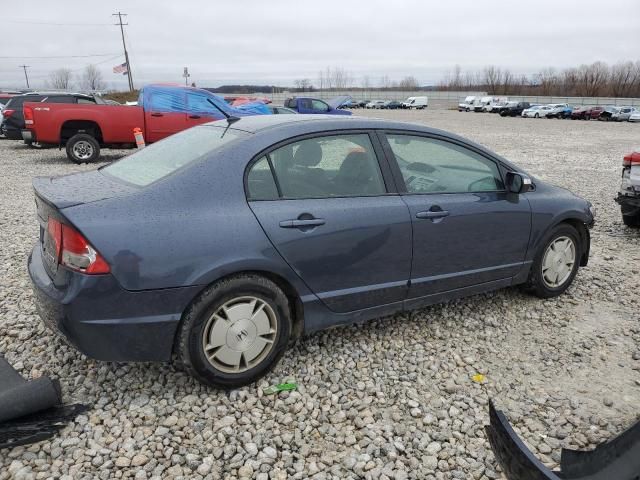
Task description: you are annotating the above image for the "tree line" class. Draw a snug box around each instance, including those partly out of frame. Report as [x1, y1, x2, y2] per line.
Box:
[48, 65, 106, 91]
[439, 61, 640, 97]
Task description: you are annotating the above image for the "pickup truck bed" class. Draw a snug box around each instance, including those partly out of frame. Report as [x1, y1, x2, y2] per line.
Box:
[24, 103, 144, 146]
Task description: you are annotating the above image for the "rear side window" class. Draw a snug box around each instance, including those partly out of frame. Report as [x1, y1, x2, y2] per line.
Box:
[247, 157, 279, 200]
[386, 134, 504, 194]
[43, 96, 76, 103]
[7, 96, 44, 108]
[250, 134, 386, 199]
[103, 126, 246, 187]
[77, 97, 96, 104]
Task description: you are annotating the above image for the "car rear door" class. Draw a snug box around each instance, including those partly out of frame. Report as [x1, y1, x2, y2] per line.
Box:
[380, 131, 531, 302]
[246, 132, 412, 313]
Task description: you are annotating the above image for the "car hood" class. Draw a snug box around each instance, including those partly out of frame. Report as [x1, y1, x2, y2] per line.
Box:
[326, 95, 352, 109]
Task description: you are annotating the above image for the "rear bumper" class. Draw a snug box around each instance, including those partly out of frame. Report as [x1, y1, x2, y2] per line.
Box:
[28, 245, 201, 362]
[616, 193, 640, 215]
[3, 125, 23, 140]
[21, 129, 34, 143]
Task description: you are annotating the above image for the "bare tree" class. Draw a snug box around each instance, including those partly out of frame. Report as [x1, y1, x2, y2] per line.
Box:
[361, 75, 371, 91]
[609, 61, 639, 97]
[536, 68, 560, 96]
[398, 76, 419, 91]
[482, 66, 503, 94]
[379, 75, 392, 89]
[79, 64, 106, 91]
[47, 68, 73, 90]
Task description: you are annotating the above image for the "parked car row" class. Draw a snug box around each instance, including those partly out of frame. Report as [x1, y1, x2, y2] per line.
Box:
[346, 96, 429, 110]
[459, 96, 639, 121]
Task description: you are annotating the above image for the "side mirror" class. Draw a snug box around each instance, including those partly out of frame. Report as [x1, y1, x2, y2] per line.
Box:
[506, 172, 533, 194]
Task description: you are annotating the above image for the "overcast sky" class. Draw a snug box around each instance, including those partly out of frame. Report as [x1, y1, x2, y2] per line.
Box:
[1, 0, 638, 90]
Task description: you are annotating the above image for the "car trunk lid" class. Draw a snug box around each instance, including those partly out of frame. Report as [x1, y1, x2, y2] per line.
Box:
[33, 171, 137, 277]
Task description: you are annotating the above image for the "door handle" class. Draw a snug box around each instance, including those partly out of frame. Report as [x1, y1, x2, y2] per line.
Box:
[188, 114, 201, 119]
[150, 112, 164, 117]
[416, 210, 449, 219]
[279, 218, 325, 228]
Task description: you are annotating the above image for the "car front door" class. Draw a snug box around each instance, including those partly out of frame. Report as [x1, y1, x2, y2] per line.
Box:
[381, 132, 531, 301]
[246, 132, 412, 313]
[185, 91, 219, 129]
[144, 89, 188, 143]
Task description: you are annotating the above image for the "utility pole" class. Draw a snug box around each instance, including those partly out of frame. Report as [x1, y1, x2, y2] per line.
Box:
[112, 12, 134, 92]
[19, 65, 30, 89]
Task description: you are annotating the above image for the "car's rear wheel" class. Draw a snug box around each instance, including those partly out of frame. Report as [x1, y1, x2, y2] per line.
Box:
[176, 274, 291, 389]
[523, 224, 580, 298]
[622, 210, 640, 227]
[66, 133, 100, 164]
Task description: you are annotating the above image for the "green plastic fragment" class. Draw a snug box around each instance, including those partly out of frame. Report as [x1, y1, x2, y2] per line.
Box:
[263, 382, 297, 395]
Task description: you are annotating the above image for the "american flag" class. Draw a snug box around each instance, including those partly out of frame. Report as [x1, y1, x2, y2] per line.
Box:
[113, 62, 128, 75]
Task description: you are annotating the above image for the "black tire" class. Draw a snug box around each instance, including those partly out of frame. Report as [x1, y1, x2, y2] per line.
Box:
[523, 224, 581, 298]
[65, 133, 100, 164]
[176, 274, 292, 389]
[622, 210, 640, 227]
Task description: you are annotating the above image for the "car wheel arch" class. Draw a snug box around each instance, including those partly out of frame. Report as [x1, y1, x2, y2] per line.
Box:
[536, 217, 590, 267]
[60, 119, 103, 144]
[173, 269, 305, 357]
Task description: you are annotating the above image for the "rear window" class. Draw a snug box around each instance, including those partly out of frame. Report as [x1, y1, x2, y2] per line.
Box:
[102, 126, 247, 187]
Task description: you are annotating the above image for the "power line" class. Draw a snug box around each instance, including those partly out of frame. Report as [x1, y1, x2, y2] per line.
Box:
[0, 53, 119, 59]
[3, 19, 112, 26]
[113, 12, 134, 92]
[19, 65, 30, 88]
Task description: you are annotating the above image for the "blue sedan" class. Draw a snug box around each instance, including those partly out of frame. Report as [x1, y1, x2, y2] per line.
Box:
[28, 115, 594, 388]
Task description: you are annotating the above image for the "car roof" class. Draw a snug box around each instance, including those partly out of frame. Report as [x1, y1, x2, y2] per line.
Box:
[218, 114, 506, 158]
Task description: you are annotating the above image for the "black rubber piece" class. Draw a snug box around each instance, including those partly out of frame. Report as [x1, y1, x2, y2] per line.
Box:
[0, 355, 61, 423]
[0, 354, 89, 450]
[486, 400, 640, 480]
[0, 404, 89, 449]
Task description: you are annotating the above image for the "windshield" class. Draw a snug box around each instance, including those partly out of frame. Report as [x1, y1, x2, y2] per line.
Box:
[102, 125, 247, 187]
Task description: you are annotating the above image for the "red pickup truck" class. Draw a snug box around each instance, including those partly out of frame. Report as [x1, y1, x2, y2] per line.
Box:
[22, 84, 270, 163]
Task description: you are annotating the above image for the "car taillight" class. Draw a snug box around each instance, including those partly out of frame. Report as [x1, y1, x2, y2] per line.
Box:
[623, 152, 640, 167]
[23, 106, 34, 126]
[47, 218, 110, 274]
[2, 109, 15, 118]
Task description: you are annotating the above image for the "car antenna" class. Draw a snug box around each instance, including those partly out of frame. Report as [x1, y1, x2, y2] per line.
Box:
[206, 98, 240, 125]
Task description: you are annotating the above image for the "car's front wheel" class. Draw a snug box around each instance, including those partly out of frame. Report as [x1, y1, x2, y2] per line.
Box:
[524, 224, 580, 298]
[176, 274, 291, 388]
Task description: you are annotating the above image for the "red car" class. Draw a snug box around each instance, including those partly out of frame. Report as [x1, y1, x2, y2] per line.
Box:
[570, 106, 593, 120]
[224, 96, 271, 106]
[588, 106, 605, 120]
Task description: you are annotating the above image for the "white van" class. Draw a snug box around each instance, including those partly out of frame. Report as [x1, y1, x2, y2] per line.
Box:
[403, 96, 428, 109]
[458, 96, 477, 111]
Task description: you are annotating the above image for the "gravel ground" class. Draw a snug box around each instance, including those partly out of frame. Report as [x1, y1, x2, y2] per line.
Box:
[1, 110, 639, 479]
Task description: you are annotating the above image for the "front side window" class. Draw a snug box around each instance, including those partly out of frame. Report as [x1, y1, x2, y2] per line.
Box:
[187, 92, 217, 114]
[266, 134, 386, 199]
[386, 134, 504, 194]
[311, 100, 329, 112]
[77, 97, 97, 104]
[103, 126, 246, 187]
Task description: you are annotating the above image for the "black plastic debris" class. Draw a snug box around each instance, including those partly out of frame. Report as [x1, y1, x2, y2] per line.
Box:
[486, 400, 640, 480]
[0, 354, 88, 449]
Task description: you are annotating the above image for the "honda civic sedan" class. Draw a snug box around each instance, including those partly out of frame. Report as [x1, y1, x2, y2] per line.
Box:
[28, 115, 594, 388]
